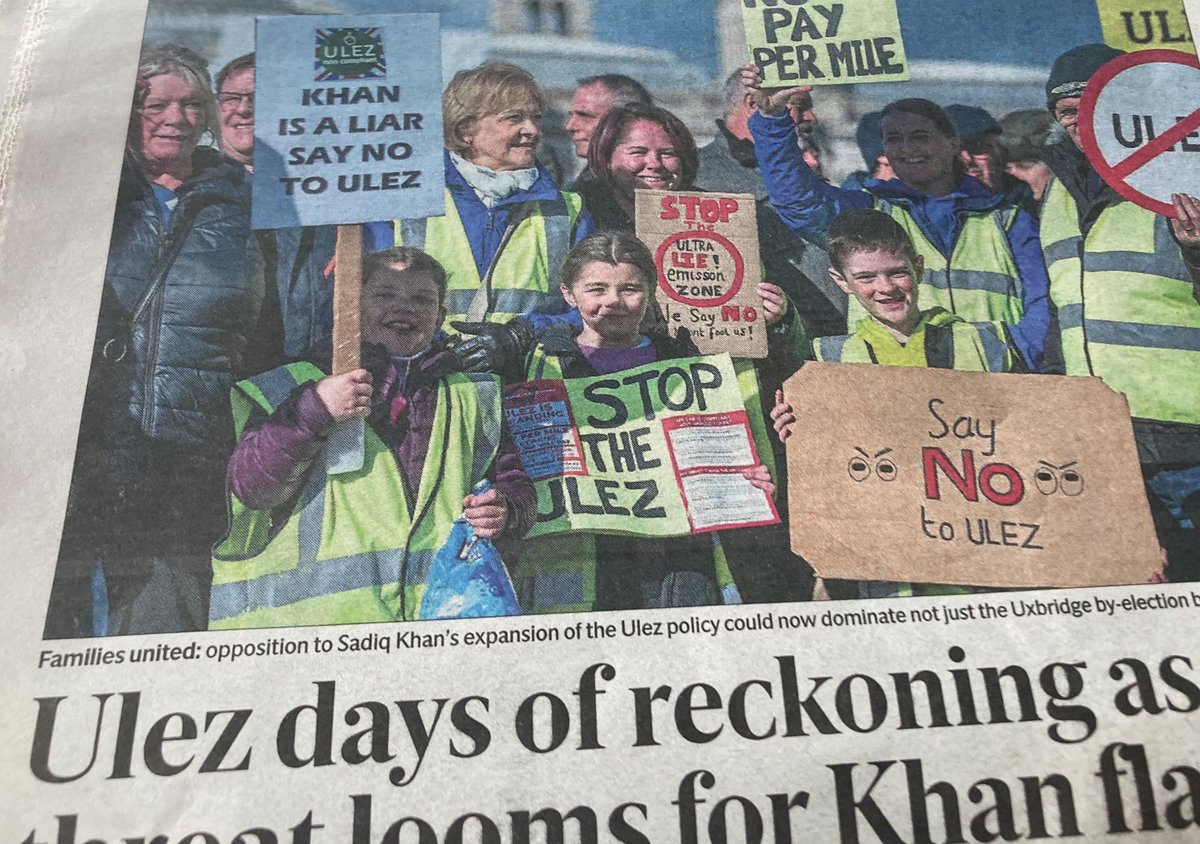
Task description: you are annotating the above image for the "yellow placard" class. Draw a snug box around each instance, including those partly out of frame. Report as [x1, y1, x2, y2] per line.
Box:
[505, 355, 780, 538]
[1096, 0, 1195, 53]
[742, 0, 911, 86]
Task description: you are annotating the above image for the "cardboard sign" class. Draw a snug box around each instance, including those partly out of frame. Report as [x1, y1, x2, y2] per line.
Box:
[741, 0, 910, 86]
[783, 364, 1160, 588]
[251, 14, 445, 229]
[1079, 49, 1200, 215]
[635, 191, 767, 358]
[1097, 0, 1195, 54]
[504, 355, 779, 539]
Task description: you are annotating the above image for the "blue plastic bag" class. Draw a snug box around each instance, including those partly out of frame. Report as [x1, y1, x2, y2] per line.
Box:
[418, 481, 522, 619]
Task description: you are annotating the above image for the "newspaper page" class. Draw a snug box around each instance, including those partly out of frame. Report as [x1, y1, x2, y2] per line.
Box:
[2, 0, 1200, 841]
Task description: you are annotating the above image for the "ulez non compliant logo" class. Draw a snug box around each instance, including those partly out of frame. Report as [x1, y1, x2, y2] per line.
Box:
[314, 28, 386, 81]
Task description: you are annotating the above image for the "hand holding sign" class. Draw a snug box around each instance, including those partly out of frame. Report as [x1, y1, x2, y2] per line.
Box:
[738, 63, 814, 119]
[1169, 192, 1200, 246]
[757, 282, 788, 327]
[253, 13, 446, 474]
[770, 390, 796, 443]
[741, 463, 776, 497]
[315, 369, 373, 422]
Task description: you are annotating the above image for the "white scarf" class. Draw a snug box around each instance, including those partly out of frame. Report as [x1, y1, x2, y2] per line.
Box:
[450, 151, 539, 208]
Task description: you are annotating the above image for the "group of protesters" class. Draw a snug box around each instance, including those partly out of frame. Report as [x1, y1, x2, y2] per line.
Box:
[46, 38, 1200, 638]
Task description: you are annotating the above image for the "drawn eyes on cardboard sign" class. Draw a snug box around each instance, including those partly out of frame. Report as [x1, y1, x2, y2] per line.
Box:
[1034, 461, 1084, 497]
[848, 447, 897, 482]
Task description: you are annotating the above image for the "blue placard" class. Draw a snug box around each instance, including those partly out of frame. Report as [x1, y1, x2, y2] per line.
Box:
[251, 13, 445, 229]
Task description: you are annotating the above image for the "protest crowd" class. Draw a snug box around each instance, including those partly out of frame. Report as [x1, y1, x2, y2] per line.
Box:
[46, 36, 1200, 637]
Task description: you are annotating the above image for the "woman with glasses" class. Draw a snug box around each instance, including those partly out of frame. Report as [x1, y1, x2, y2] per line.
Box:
[49, 44, 269, 637]
[366, 61, 594, 378]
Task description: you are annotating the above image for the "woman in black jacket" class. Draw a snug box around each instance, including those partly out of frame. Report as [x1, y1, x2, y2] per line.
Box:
[49, 44, 270, 637]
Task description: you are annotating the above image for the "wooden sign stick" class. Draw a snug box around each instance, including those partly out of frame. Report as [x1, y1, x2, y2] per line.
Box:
[327, 223, 365, 474]
[332, 223, 363, 374]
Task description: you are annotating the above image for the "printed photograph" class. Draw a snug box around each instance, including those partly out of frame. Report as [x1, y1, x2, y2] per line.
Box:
[43, 0, 1200, 638]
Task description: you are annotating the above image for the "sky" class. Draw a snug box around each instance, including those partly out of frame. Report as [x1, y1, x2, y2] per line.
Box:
[897, 0, 1105, 69]
[334, 0, 1110, 74]
[160, 0, 1118, 80]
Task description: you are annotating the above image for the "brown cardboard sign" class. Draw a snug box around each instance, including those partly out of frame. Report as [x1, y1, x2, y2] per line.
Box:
[783, 363, 1161, 588]
[635, 190, 768, 359]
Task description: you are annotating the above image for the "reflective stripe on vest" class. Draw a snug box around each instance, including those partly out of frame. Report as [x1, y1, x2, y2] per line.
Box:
[812, 319, 1009, 372]
[394, 189, 582, 331]
[1041, 178, 1200, 424]
[845, 199, 1023, 329]
[210, 363, 502, 629]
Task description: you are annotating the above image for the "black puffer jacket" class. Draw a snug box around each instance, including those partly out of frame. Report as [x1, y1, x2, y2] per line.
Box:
[69, 148, 266, 553]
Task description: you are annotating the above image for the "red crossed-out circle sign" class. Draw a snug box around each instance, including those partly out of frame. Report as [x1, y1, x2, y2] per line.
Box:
[1079, 49, 1200, 216]
[654, 230, 746, 308]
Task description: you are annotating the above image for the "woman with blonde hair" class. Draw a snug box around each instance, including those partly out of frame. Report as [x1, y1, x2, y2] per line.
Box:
[50, 44, 270, 637]
[368, 61, 594, 377]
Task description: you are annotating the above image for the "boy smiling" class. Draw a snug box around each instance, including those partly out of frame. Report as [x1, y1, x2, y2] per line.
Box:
[772, 210, 1016, 600]
[810, 209, 1016, 371]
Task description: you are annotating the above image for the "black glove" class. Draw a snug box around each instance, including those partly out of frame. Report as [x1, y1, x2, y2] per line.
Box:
[450, 317, 535, 375]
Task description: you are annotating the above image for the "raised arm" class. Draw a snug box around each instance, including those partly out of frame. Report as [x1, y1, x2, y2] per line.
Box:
[741, 64, 871, 241]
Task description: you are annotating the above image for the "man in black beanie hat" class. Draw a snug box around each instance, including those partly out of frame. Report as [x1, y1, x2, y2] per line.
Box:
[1040, 44, 1200, 582]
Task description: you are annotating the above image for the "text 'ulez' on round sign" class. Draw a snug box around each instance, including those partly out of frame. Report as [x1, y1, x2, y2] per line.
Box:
[1079, 49, 1200, 215]
[654, 230, 745, 308]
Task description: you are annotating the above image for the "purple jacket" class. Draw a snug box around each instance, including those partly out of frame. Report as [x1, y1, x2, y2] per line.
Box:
[228, 342, 536, 541]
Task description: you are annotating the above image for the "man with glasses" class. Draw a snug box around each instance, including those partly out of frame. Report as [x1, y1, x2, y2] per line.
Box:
[214, 52, 335, 360]
[215, 53, 255, 171]
[1040, 44, 1200, 582]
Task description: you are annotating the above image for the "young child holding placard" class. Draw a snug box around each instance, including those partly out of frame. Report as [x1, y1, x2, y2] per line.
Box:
[514, 231, 777, 613]
[210, 247, 535, 629]
[771, 209, 1017, 599]
[790, 208, 1018, 373]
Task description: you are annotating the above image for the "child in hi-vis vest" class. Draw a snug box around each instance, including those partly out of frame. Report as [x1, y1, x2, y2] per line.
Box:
[210, 247, 535, 629]
[514, 232, 776, 613]
[772, 209, 1016, 600]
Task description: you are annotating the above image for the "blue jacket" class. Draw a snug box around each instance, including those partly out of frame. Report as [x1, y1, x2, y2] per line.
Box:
[749, 112, 1054, 372]
[367, 151, 593, 333]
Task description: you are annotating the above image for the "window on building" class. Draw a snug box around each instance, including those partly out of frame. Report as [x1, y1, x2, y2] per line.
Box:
[550, 2, 568, 35]
[494, 0, 589, 37]
[525, 0, 544, 32]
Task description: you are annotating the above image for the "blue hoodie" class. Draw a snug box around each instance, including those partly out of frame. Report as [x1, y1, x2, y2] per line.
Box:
[749, 111, 1053, 372]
